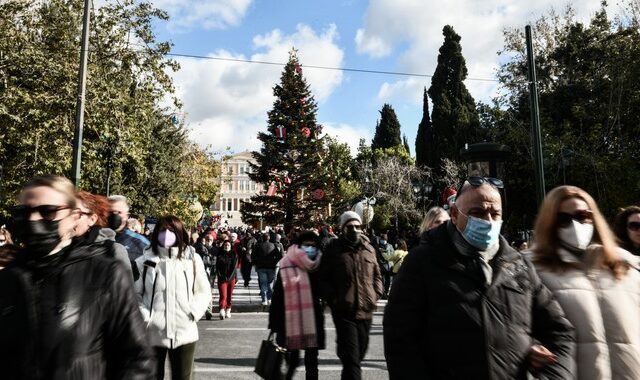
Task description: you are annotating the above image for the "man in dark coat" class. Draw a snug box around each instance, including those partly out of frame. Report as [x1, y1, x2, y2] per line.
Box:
[252, 233, 281, 306]
[383, 179, 575, 379]
[320, 211, 384, 380]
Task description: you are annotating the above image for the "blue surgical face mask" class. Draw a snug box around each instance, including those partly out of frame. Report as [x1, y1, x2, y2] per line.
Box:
[459, 212, 502, 250]
[379, 239, 387, 246]
[300, 245, 318, 258]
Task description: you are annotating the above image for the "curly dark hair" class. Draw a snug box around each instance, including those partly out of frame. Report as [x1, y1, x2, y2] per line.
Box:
[613, 205, 640, 253]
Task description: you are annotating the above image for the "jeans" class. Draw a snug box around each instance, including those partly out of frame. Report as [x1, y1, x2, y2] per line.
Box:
[257, 268, 276, 302]
[154, 342, 196, 380]
[332, 314, 372, 380]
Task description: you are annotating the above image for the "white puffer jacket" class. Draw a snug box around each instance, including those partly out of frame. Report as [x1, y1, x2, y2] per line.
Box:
[534, 245, 640, 380]
[134, 245, 211, 348]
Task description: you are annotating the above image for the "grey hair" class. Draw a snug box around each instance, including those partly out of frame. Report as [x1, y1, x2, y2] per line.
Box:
[108, 195, 129, 207]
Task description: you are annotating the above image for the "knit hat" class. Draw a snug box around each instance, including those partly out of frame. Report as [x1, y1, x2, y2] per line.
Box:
[339, 211, 362, 229]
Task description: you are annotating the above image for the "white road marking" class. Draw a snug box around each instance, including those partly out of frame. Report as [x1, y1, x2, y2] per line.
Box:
[194, 366, 386, 372]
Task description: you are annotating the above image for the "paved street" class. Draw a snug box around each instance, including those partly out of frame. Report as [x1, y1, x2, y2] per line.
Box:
[164, 271, 388, 379]
[192, 311, 387, 379]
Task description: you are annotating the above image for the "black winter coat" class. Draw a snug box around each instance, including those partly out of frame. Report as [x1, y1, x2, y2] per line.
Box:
[383, 223, 575, 380]
[0, 239, 155, 380]
[252, 241, 281, 269]
[268, 270, 325, 350]
[215, 250, 238, 282]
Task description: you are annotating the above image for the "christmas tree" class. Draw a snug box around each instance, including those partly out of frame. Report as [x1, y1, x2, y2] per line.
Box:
[241, 49, 335, 231]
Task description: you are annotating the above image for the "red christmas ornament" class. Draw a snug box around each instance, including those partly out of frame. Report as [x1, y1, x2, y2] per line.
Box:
[266, 184, 277, 196]
[275, 125, 286, 140]
[313, 189, 325, 200]
[294, 63, 302, 74]
[301, 127, 311, 138]
[284, 176, 292, 185]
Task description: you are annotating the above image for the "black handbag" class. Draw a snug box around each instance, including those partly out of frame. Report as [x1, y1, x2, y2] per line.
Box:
[254, 331, 287, 379]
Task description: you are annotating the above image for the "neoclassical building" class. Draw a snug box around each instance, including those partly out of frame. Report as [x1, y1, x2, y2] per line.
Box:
[212, 151, 263, 227]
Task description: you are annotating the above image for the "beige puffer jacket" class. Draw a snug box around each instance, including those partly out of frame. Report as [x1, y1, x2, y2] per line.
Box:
[534, 245, 640, 380]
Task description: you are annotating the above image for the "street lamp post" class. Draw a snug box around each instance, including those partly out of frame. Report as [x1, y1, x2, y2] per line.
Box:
[413, 180, 433, 215]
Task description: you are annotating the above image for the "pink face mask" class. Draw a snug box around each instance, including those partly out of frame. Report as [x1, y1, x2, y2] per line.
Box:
[158, 229, 177, 248]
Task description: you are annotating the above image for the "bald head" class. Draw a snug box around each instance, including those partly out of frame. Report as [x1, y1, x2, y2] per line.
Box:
[451, 183, 502, 233]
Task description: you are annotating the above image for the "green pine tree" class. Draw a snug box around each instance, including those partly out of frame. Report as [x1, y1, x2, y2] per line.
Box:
[371, 104, 402, 150]
[242, 49, 333, 231]
[428, 25, 481, 162]
[415, 87, 434, 168]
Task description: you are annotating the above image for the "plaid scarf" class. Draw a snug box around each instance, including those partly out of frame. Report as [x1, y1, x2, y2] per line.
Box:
[279, 244, 322, 350]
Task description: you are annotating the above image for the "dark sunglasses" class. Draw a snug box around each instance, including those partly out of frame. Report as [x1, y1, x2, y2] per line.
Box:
[557, 210, 593, 227]
[345, 224, 362, 231]
[456, 176, 504, 197]
[627, 222, 640, 232]
[10, 205, 72, 221]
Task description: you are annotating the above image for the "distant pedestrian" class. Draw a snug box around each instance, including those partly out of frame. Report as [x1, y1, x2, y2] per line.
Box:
[240, 231, 257, 287]
[253, 233, 282, 306]
[419, 206, 450, 233]
[215, 239, 238, 320]
[135, 215, 211, 380]
[613, 205, 640, 256]
[108, 194, 150, 279]
[269, 231, 325, 380]
[0, 175, 155, 378]
[532, 186, 640, 379]
[0, 226, 17, 269]
[384, 177, 575, 379]
[384, 239, 408, 275]
[319, 211, 383, 380]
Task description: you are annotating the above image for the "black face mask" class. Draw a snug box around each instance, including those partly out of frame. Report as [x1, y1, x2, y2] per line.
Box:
[345, 230, 361, 244]
[107, 213, 122, 231]
[25, 219, 62, 259]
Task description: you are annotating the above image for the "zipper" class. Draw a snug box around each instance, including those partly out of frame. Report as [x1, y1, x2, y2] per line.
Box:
[184, 270, 190, 302]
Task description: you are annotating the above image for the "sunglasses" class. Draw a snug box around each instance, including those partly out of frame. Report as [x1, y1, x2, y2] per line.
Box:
[10, 205, 72, 221]
[627, 222, 640, 232]
[456, 176, 504, 197]
[557, 210, 593, 227]
[345, 224, 362, 231]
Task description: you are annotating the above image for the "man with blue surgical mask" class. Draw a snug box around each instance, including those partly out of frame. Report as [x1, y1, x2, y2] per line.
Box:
[384, 177, 576, 380]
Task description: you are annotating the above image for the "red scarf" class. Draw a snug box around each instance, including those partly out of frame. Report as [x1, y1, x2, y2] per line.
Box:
[279, 245, 322, 350]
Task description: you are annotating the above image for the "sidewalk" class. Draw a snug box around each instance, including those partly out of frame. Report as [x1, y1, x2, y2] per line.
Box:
[209, 268, 388, 313]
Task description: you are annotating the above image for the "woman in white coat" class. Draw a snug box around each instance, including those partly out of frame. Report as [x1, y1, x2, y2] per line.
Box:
[531, 186, 640, 380]
[135, 215, 211, 380]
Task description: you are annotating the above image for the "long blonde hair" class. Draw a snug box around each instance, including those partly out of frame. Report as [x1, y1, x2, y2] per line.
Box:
[419, 207, 449, 233]
[532, 185, 623, 277]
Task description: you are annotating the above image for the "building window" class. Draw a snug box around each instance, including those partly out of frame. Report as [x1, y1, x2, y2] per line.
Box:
[227, 200, 233, 211]
[227, 182, 232, 191]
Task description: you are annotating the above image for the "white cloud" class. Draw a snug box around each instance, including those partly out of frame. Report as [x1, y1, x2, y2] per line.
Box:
[152, 0, 252, 31]
[170, 24, 345, 153]
[321, 123, 372, 156]
[356, 0, 615, 103]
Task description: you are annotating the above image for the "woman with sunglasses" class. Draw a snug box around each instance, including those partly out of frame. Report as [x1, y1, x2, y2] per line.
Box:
[0, 175, 155, 378]
[613, 205, 640, 257]
[74, 191, 132, 273]
[134, 215, 211, 380]
[532, 185, 640, 379]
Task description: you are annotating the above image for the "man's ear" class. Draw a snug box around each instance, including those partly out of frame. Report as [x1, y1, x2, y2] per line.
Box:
[450, 204, 459, 224]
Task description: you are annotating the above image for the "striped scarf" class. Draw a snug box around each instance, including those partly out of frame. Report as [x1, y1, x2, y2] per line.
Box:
[279, 244, 322, 350]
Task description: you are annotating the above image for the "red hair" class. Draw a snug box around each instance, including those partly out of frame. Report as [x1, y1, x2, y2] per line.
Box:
[76, 191, 110, 227]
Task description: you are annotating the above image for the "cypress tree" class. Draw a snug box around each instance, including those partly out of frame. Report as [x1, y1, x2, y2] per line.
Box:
[415, 87, 434, 168]
[371, 103, 402, 150]
[402, 134, 410, 156]
[428, 25, 481, 161]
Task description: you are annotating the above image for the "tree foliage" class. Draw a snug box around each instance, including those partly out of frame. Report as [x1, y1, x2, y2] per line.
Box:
[415, 87, 434, 168]
[0, 0, 220, 225]
[491, 2, 640, 230]
[371, 103, 402, 150]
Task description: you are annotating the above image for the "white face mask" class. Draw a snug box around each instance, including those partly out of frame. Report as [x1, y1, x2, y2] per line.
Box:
[558, 220, 594, 251]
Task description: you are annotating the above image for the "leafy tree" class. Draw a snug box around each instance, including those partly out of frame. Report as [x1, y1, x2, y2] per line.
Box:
[242, 49, 334, 231]
[492, 2, 640, 230]
[0, 0, 220, 226]
[371, 104, 402, 150]
[428, 25, 482, 164]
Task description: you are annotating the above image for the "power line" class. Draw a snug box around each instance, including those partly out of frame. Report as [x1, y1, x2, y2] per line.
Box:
[164, 52, 500, 83]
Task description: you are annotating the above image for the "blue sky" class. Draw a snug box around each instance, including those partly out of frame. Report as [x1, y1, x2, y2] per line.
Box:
[149, 0, 611, 156]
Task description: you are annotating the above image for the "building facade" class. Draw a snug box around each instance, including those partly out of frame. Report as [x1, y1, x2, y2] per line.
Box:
[212, 151, 263, 227]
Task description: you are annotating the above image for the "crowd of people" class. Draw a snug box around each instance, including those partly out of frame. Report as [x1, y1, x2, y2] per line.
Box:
[0, 174, 639, 380]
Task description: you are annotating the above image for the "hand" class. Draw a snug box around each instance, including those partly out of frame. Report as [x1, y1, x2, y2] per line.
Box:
[528, 344, 557, 372]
